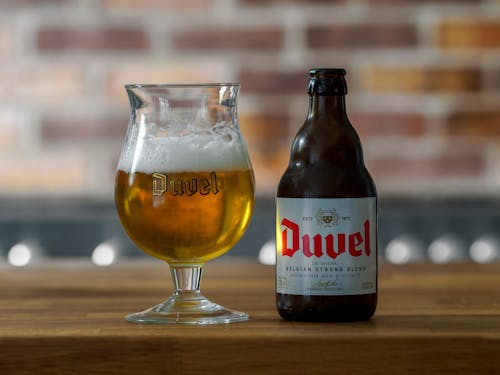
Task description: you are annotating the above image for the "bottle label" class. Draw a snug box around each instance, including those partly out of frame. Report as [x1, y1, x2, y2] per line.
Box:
[276, 197, 377, 296]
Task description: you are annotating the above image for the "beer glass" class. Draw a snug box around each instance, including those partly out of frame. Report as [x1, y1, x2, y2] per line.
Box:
[115, 84, 254, 324]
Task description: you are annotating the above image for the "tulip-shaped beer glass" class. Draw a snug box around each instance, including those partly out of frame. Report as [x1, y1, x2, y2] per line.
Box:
[115, 84, 254, 324]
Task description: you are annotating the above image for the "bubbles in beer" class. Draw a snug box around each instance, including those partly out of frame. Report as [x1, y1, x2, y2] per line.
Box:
[118, 121, 248, 173]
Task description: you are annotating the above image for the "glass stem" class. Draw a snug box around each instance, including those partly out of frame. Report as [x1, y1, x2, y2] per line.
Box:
[171, 266, 203, 295]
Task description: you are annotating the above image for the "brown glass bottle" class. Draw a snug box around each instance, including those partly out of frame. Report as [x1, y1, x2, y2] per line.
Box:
[276, 68, 377, 322]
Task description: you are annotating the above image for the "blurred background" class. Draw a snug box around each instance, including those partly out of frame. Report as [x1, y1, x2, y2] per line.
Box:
[0, 0, 499, 266]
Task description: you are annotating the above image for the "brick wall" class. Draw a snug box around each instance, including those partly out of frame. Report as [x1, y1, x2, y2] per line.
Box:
[0, 0, 499, 198]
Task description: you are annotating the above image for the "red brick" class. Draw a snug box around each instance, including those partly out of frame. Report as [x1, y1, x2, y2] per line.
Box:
[239, 113, 290, 152]
[0, 66, 84, 101]
[172, 27, 284, 51]
[363, 67, 481, 92]
[445, 111, 500, 137]
[437, 20, 500, 49]
[349, 113, 427, 137]
[307, 25, 418, 48]
[368, 0, 480, 4]
[249, 145, 290, 194]
[238, 112, 292, 193]
[240, 0, 346, 5]
[240, 70, 307, 94]
[103, 0, 213, 11]
[37, 27, 149, 52]
[484, 69, 500, 90]
[0, 28, 14, 56]
[371, 154, 484, 179]
[41, 114, 129, 143]
[105, 61, 229, 103]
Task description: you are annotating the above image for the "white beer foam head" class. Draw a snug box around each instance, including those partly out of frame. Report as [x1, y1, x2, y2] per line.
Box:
[118, 133, 249, 173]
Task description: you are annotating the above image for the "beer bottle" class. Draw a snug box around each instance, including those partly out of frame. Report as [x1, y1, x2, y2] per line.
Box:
[276, 68, 377, 321]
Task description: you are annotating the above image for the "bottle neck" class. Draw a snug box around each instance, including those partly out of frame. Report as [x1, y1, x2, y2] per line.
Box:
[308, 95, 347, 120]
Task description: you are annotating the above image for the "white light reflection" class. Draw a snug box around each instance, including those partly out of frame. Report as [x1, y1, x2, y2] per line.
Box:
[92, 242, 117, 267]
[258, 239, 276, 266]
[385, 235, 425, 265]
[8, 243, 32, 267]
[128, 112, 148, 185]
[428, 235, 467, 264]
[470, 236, 500, 263]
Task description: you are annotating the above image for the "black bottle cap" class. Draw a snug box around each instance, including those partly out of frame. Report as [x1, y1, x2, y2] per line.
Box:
[309, 68, 346, 76]
[308, 68, 348, 96]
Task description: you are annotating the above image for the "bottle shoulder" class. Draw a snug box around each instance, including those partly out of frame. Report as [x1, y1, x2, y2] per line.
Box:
[277, 164, 377, 198]
[289, 117, 364, 168]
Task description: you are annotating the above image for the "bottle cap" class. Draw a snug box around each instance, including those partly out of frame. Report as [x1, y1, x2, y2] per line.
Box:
[308, 68, 348, 96]
[309, 68, 346, 76]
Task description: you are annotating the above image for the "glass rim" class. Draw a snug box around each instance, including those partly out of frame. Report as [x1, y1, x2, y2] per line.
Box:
[125, 83, 241, 90]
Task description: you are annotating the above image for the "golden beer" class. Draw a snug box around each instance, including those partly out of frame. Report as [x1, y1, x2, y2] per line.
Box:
[115, 168, 254, 264]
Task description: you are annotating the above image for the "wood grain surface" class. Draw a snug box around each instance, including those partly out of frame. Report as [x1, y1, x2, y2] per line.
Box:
[1, 258, 499, 374]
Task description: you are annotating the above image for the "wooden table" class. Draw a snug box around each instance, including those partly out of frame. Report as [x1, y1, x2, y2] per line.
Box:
[1, 258, 499, 374]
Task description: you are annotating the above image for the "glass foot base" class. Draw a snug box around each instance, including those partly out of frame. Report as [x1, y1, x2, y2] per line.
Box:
[125, 291, 249, 325]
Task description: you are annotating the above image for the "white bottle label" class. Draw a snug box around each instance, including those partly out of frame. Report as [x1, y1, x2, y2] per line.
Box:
[276, 197, 377, 296]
